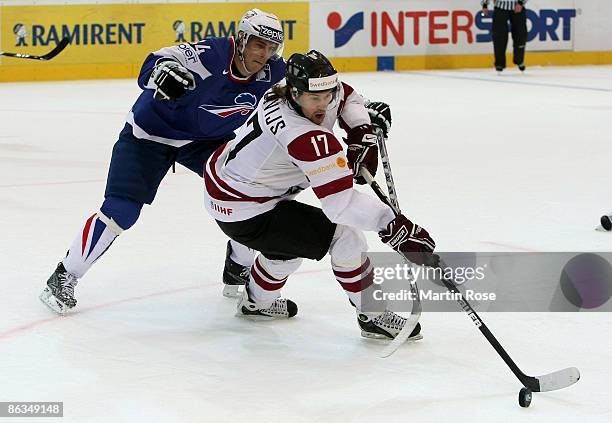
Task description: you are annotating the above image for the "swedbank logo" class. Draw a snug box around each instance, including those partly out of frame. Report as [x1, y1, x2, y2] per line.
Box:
[307, 161, 338, 176]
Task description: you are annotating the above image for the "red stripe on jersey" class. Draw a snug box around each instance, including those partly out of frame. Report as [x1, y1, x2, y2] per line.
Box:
[338, 270, 374, 293]
[287, 130, 342, 162]
[337, 82, 355, 123]
[205, 144, 277, 204]
[338, 116, 350, 133]
[251, 266, 287, 291]
[312, 175, 353, 199]
[204, 170, 238, 202]
[81, 213, 96, 255]
[333, 258, 371, 280]
[342, 81, 355, 98]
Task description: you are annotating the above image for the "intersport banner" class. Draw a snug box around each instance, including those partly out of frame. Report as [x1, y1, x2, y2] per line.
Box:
[311, 0, 578, 57]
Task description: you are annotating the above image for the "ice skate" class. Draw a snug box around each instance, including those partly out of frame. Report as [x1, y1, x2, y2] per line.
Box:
[358, 310, 422, 341]
[39, 262, 79, 314]
[237, 284, 297, 320]
[222, 241, 249, 298]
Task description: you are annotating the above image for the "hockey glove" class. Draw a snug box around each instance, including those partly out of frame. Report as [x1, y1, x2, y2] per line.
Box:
[150, 60, 195, 101]
[346, 124, 378, 185]
[366, 101, 392, 138]
[379, 214, 437, 266]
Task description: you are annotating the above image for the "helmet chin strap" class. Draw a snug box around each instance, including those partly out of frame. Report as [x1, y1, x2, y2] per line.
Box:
[237, 35, 257, 76]
[239, 53, 256, 76]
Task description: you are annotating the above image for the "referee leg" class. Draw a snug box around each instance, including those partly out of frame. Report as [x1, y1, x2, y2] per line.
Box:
[511, 7, 528, 66]
[492, 8, 510, 70]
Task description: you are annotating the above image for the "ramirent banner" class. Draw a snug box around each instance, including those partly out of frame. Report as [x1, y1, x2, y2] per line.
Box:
[0, 2, 309, 81]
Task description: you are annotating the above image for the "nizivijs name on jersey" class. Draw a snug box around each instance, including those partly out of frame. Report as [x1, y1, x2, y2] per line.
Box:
[16, 23, 146, 46]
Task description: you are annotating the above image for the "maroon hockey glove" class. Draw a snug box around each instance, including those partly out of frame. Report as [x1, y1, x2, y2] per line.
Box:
[379, 214, 437, 266]
[346, 124, 378, 185]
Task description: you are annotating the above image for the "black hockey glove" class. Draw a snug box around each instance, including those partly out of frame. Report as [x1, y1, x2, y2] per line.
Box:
[150, 60, 195, 101]
[365, 101, 392, 138]
[345, 124, 378, 185]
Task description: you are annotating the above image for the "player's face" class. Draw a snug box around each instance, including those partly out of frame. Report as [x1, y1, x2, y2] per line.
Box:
[242, 37, 278, 73]
[297, 90, 335, 125]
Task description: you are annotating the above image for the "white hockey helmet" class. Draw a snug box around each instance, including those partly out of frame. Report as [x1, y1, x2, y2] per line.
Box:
[237, 9, 285, 60]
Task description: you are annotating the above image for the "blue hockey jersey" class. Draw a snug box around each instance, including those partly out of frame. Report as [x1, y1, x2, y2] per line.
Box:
[127, 37, 286, 147]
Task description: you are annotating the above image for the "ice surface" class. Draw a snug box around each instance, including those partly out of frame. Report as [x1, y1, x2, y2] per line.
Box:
[1, 66, 611, 422]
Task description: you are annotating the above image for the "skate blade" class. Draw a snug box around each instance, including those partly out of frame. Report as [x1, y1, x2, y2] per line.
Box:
[361, 331, 423, 342]
[39, 287, 70, 315]
[234, 311, 282, 321]
[223, 284, 243, 298]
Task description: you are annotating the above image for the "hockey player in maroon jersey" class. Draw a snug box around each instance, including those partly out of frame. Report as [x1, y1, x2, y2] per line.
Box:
[204, 50, 435, 339]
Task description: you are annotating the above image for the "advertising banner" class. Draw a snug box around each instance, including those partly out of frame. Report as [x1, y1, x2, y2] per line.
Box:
[1, 0, 611, 80]
[311, 0, 578, 57]
[0, 2, 308, 71]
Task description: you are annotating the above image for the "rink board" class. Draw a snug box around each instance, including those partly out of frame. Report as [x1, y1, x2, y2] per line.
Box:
[1, 0, 612, 81]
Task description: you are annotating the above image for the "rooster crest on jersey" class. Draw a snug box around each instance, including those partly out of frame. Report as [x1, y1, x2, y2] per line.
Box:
[199, 93, 258, 118]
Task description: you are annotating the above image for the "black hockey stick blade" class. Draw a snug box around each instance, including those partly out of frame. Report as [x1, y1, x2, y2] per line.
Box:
[0, 37, 70, 61]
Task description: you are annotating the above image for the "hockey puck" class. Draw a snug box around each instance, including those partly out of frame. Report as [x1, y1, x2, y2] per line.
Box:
[601, 215, 612, 231]
[518, 387, 532, 408]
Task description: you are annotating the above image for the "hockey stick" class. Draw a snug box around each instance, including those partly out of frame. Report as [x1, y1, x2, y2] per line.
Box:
[0, 37, 70, 61]
[361, 166, 580, 393]
[358, 168, 422, 358]
[375, 129, 400, 211]
[433, 259, 580, 392]
[368, 131, 423, 357]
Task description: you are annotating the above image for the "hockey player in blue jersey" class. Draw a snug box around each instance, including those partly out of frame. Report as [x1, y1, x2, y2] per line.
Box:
[40, 9, 286, 314]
